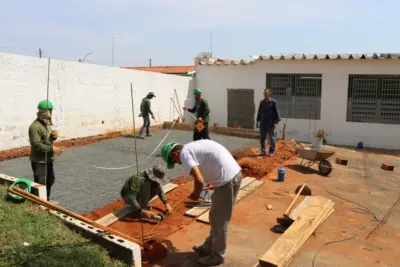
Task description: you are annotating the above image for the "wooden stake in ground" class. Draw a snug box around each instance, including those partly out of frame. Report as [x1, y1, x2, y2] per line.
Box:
[130, 83, 143, 242]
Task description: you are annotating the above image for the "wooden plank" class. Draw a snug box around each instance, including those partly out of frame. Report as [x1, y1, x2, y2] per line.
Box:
[281, 202, 334, 267]
[196, 180, 264, 224]
[252, 207, 335, 267]
[95, 183, 178, 226]
[288, 196, 313, 221]
[185, 177, 256, 218]
[258, 196, 334, 267]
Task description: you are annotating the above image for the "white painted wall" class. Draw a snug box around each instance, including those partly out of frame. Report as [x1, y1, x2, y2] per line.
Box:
[196, 60, 400, 149]
[0, 52, 194, 150]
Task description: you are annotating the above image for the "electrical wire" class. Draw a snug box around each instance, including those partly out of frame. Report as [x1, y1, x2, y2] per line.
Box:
[65, 118, 178, 170]
[312, 234, 358, 267]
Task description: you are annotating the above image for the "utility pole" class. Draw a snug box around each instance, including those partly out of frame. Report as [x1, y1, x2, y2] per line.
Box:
[149, 58, 152, 67]
[210, 28, 213, 57]
[39, 48, 42, 58]
[112, 36, 124, 66]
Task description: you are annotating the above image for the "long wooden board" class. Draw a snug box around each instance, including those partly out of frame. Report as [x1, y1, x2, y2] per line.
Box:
[95, 183, 178, 226]
[258, 196, 334, 267]
[185, 177, 256, 218]
[196, 179, 264, 224]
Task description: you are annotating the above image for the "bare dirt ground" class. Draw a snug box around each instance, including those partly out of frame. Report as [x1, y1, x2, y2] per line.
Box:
[149, 145, 400, 267]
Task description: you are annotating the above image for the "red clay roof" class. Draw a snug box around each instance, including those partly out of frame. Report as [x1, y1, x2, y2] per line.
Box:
[121, 66, 195, 74]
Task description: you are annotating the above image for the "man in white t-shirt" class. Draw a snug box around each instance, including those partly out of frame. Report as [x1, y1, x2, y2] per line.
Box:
[161, 139, 242, 266]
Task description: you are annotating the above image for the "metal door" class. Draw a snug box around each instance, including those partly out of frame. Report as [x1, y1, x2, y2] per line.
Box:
[227, 89, 255, 129]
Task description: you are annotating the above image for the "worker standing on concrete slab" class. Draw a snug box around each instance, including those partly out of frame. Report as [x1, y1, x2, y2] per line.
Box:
[120, 165, 173, 221]
[161, 140, 242, 266]
[256, 88, 281, 157]
[183, 88, 211, 141]
[28, 100, 64, 201]
[138, 92, 156, 139]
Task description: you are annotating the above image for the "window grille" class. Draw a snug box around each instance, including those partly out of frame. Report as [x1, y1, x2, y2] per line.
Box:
[266, 73, 322, 120]
[347, 75, 400, 124]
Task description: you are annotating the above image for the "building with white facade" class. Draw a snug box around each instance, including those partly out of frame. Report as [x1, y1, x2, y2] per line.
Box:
[195, 54, 400, 149]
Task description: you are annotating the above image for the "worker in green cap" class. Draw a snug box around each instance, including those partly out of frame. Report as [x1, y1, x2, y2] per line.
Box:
[120, 165, 172, 220]
[183, 88, 211, 141]
[138, 92, 156, 139]
[28, 100, 64, 201]
[160, 140, 242, 266]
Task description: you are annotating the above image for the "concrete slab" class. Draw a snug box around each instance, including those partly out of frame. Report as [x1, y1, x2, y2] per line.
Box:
[0, 129, 258, 214]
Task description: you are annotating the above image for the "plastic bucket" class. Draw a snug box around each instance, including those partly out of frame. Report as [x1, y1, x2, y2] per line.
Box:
[278, 167, 286, 182]
[7, 178, 32, 201]
[312, 137, 323, 148]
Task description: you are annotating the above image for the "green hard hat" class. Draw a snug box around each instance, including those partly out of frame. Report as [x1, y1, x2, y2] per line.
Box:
[7, 178, 32, 201]
[193, 88, 203, 95]
[160, 142, 179, 169]
[37, 100, 54, 110]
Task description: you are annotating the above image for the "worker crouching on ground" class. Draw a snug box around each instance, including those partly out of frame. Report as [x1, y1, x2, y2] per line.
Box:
[138, 92, 156, 139]
[256, 88, 281, 157]
[120, 165, 173, 221]
[183, 88, 211, 141]
[161, 140, 242, 266]
[29, 100, 64, 201]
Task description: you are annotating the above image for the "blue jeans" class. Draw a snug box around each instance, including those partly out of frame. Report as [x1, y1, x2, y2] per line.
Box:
[139, 115, 150, 135]
[260, 126, 276, 154]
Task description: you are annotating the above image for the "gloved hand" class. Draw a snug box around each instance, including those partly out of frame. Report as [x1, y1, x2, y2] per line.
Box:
[165, 203, 173, 215]
[140, 210, 161, 221]
[138, 113, 142, 117]
[151, 115, 155, 120]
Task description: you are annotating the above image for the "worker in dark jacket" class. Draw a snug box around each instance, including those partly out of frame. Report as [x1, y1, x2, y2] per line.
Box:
[120, 165, 172, 220]
[138, 92, 156, 139]
[183, 88, 211, 141]
[28, 100, 64, 201]
[256, 89, 281, 156]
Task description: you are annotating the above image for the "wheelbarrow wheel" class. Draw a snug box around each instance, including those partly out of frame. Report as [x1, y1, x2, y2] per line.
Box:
[318, 158, 333, 176]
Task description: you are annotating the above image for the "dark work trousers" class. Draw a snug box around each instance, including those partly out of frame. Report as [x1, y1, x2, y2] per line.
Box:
[259, 125, 276, 154]
[139, 115, 151, 136]
[31, 162, 55, 200]
[138, 180, 162, 210]
[193, 122, 210, 141]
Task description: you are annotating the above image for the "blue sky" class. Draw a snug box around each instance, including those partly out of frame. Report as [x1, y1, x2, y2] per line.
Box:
[0, 0, 398, 67]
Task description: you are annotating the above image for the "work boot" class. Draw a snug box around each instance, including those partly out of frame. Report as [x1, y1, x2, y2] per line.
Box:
[192, 245, 210, 255]
[197, 253, 224, 266]
[146, 133, 152, 137]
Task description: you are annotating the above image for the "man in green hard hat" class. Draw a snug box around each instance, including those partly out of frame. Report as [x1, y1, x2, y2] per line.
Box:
[183, 88, 211, 141]
[160, 140, 242, 266]
[120, 165, 172, 220]
[138, 92, 156, 139]
[29, 100, 64, 201]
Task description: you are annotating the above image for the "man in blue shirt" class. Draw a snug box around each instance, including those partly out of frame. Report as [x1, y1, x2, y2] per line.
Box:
[256, 89, 281, 156]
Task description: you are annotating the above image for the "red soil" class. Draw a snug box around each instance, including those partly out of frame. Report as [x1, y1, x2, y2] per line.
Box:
[232, 141, 297, 179]
[83, 180, 196, 241]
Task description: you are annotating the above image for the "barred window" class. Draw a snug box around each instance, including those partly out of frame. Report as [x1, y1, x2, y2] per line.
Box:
[266, 73, 322, 119]
[347, 75, 400, 124]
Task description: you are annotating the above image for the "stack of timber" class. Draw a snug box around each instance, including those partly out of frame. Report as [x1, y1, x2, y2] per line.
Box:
[257, 196, 335, 267]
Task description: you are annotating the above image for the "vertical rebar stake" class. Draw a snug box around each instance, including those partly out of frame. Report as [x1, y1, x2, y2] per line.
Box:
[44, 58, 51, 195]
[130, 83, 143, 242]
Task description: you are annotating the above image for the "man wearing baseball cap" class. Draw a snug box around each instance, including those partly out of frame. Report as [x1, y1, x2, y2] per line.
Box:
[138, 92, 156, 139]
[120, 164, 172, 220]
[160, 140, 242, 266]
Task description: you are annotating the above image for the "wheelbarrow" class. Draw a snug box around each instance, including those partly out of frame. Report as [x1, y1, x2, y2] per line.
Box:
[296, 147, 335, 176]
